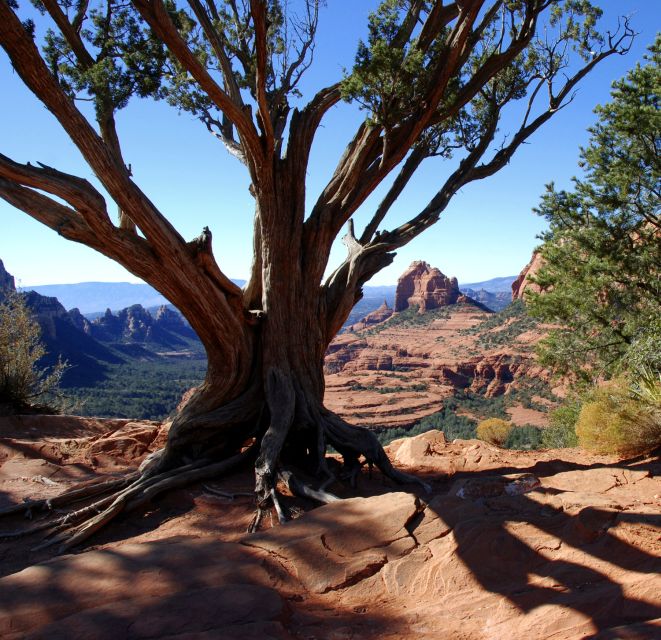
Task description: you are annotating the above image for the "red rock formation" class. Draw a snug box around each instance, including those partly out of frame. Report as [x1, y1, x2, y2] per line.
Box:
[394, 261, 460, 312]
[346, 300, 393, 332]
[0, 259, 15, 298]
[512, 251, 544, 300]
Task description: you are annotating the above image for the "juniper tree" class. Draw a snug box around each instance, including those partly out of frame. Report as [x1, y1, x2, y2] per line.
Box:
[0, 290, 67, 413]
[528, 35, 660, 382]
[0, 0, 633, 546]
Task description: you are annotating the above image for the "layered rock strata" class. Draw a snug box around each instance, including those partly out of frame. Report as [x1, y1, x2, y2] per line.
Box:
[394, 261, 461, 312]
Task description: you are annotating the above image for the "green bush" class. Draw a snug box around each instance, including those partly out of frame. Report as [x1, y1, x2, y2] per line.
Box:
[0, 292, 67, 414]
[505, 424, 543, 450]
[542, 400, 580, 448]
[476, 418, 512, 446]
[575, 375, 661, 456]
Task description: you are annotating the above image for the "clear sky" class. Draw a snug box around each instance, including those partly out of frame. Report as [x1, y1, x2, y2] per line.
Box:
[1, 1, 658, 287]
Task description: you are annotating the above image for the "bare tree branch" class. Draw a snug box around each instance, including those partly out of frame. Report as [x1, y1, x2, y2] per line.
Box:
[132, 0, 263, 169]
[249, 0, 275, 149]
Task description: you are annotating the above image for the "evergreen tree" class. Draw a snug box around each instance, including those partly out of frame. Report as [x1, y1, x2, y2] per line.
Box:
[0, 291, 67, 413]
[528, 36, 660, 382]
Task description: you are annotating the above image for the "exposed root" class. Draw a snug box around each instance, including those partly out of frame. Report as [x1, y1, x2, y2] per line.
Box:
[1, 394, 432, 547]
[201, 484, 254, 500]
[1, 449, 254, 552]
[250, 367, 296, 532]
[279, 469, 340, 504]
[0, 474, 139, 520]
[323, 411, 432, 493]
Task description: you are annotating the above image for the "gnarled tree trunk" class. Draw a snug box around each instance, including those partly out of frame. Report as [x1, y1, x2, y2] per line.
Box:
[0, 0, 631, 549]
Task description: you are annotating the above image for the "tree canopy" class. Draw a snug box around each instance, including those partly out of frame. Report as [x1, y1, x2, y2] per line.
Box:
[528, 35, 660, 382]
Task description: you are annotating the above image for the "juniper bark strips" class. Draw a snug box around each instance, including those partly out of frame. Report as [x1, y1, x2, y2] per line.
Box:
[0, 0, 632, 542]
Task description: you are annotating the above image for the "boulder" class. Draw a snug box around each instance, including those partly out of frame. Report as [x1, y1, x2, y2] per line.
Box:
[242, 492, 420, 593]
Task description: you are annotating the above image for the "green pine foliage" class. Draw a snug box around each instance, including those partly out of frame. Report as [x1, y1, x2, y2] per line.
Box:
[527, 36, 661, 383]
[0, 291, 67, 414]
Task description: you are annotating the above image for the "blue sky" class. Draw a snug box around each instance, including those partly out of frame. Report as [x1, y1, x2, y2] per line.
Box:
[1, 1, 658, 287]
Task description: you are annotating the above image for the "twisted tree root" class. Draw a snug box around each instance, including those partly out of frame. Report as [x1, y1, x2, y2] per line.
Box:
[1, 449, 254, 552]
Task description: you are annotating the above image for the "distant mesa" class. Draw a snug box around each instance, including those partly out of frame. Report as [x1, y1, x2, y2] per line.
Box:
[346, 261, 489, 332]
[512, 251, 544, 300]
[394, 261, 462, 312]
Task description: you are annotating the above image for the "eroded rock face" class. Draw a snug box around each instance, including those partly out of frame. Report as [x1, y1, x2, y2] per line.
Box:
[346, 300, 393, 332]
[512, 251, 544, 300]
[0, 259, 15, 298]
[89, 304, 197, 344]
[394, 261, 460, 312]
[22, 291, 71, 340]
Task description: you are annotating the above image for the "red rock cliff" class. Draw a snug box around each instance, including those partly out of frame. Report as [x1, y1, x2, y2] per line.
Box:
[394, 261, 460, 312]
[511, 252, 544, 300]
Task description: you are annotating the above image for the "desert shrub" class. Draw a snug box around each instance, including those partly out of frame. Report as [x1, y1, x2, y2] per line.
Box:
[0, 292, 67, 414]
[575, 375, 661, 456]
[476, 418, 513, 446]
[542, 400, 581, 448]
[504, 424, 543, 450]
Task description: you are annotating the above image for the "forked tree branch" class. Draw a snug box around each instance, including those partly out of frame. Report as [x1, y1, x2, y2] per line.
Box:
[0, 177, 162, 284]
[132, 0, 264, 170]
[187, 0, 244, 105]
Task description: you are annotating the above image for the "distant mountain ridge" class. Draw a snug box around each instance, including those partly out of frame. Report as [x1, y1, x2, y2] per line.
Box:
[459, 275, 517, 293]
[26, 280, 246, 315]
[0, 260, 204, 390]
[25, 275, 515, 316]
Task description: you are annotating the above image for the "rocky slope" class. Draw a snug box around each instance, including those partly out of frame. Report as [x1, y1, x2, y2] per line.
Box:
[86, 304, 198, 348]
[460, 287, 511, 312]
[512, 251, 544, 299]
[0, 416, 659, 639]
[346, 300, 394, 332]
[326, 260, 551, 432]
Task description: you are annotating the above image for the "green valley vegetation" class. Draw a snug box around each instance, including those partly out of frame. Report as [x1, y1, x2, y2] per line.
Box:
[458, 299, 539, 348]
[72, 357, 207, 421]
[527, 36, 661, 454]
[0, 291, 67, 414]
[362, 305, 452, 335]
[375, 382, 546, 451]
